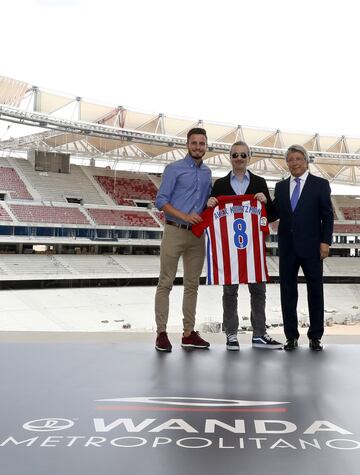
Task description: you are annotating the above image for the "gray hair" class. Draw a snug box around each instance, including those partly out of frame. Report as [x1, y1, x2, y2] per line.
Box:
[231, 140, 251, 156]
[285, 144, 310, 163]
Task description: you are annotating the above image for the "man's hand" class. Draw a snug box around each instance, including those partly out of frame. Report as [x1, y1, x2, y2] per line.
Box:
[185, 213, 203, 225]
[162, 203, 203, 225]
[320, 243, 330, 259]
[254, 192, 267, 204]
[207, 197, 218, 208]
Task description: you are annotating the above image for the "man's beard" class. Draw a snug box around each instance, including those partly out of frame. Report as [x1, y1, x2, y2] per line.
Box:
[189, 151, 204, 160]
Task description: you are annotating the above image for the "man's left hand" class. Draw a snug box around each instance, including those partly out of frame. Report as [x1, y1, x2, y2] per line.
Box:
[187, 213, 203, 225]
[320, 243, 330, 259]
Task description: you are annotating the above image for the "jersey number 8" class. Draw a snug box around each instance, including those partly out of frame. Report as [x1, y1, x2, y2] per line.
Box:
[233, 218, 248, 249]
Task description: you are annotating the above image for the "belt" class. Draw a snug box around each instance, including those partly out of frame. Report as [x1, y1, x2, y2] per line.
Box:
[165, 220, 192, 231]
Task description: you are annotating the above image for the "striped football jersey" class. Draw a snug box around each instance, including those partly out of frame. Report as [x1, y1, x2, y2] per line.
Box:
[192, 195, 270, 285]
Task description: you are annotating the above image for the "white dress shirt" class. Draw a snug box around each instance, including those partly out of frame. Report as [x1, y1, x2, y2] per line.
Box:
[289, 170, 309, 200]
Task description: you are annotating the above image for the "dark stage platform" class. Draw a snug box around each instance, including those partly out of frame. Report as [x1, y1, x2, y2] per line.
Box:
[1, 336, 360, 474]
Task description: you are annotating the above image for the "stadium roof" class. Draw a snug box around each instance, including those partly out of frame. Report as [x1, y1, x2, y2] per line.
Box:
[0, 75, 360, 185]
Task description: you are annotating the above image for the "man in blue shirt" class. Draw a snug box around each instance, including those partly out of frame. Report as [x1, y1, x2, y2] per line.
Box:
[155, 128, 212, 352]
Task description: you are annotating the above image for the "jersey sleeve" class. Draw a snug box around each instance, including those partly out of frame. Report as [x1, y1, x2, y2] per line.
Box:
[191, 206, 214, 238]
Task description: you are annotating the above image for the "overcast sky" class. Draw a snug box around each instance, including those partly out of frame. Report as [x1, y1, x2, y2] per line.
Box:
[3, 0, 360, 138]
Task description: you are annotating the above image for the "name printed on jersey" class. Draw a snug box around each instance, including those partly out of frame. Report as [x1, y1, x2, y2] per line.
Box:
[192, 195, 270, 285]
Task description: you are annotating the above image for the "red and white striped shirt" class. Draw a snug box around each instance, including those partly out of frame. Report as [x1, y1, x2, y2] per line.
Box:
[192, 195, 270, 285]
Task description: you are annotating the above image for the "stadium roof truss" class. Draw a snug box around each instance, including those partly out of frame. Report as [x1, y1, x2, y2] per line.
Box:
[1, 75, 360, 184]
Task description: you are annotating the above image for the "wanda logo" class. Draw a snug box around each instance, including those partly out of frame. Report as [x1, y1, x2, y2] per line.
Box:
[23, 418, 75, 432]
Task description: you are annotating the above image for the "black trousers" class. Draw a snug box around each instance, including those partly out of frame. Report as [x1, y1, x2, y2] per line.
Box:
[279, 252, 324, 340]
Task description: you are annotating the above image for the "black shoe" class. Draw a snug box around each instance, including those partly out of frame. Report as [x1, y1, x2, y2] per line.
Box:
[226, 334, 240, 351]
[309, 339, 323, 351]
[252, 334, 283, 350]
[284, 338, 298, 351]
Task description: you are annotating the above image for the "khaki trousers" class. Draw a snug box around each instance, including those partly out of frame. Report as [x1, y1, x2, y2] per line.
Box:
[155, 224, 205, 333]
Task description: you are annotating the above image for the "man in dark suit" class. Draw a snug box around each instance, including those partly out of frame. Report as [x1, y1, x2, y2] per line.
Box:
[207, 140, 282, 351]
[274, 144, 334, 351]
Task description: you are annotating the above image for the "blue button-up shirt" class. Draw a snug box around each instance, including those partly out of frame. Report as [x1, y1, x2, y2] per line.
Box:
[230, 170, 250, 195]
[155, 155, 212, 225]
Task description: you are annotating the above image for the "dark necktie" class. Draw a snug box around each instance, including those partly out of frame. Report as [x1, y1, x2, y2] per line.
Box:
[290, 177, 301, 211]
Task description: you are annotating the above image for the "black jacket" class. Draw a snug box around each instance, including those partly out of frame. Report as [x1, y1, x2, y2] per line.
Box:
[211, 170, 277, 222]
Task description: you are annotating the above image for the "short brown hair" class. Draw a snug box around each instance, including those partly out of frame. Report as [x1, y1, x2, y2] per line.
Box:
[187, 127, 207, 142]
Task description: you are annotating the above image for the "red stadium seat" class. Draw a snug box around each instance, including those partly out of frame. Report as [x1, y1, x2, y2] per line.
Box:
[0, 167, 32, 200]
[86, 208, 160, 227]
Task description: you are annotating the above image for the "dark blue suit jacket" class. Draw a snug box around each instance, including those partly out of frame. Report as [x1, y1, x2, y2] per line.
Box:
[274, 174, 334, 258]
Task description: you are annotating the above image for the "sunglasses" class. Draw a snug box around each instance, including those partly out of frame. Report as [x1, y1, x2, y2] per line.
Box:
[231, 152, 249, 159]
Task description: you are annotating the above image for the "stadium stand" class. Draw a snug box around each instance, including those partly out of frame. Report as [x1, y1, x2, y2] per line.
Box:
[0, 253, 358, 282]
[86, 208, 160, 227]
[334, 223, 360, 233]
[95, 175, 135, 205]
[148, 174, 162, 189]
[153, 210, 165, 223]
[0, 254, 171, 279]
[94, 174, 158, 205]
[58, 255, 129, 275]
[0, 254, 72, 276]
[0, 204, 12, 221]
[334, 196, 360, 221]
[0, 154, 358, 285]
[0, 165, 33, 200]
[117, 255, 164, 275]
[0, 156, 358, 239]
[13, 158, 108, 204]
[10, 204, 90, 225]
[340, 207, 360, 220]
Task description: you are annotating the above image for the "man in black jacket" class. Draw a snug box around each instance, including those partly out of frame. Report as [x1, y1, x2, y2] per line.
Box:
[208, 140, 282, 351]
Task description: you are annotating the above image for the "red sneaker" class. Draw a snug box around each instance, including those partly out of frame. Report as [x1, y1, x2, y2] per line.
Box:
[155, 332, 172, 352]
[181, 331, 210, 349]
